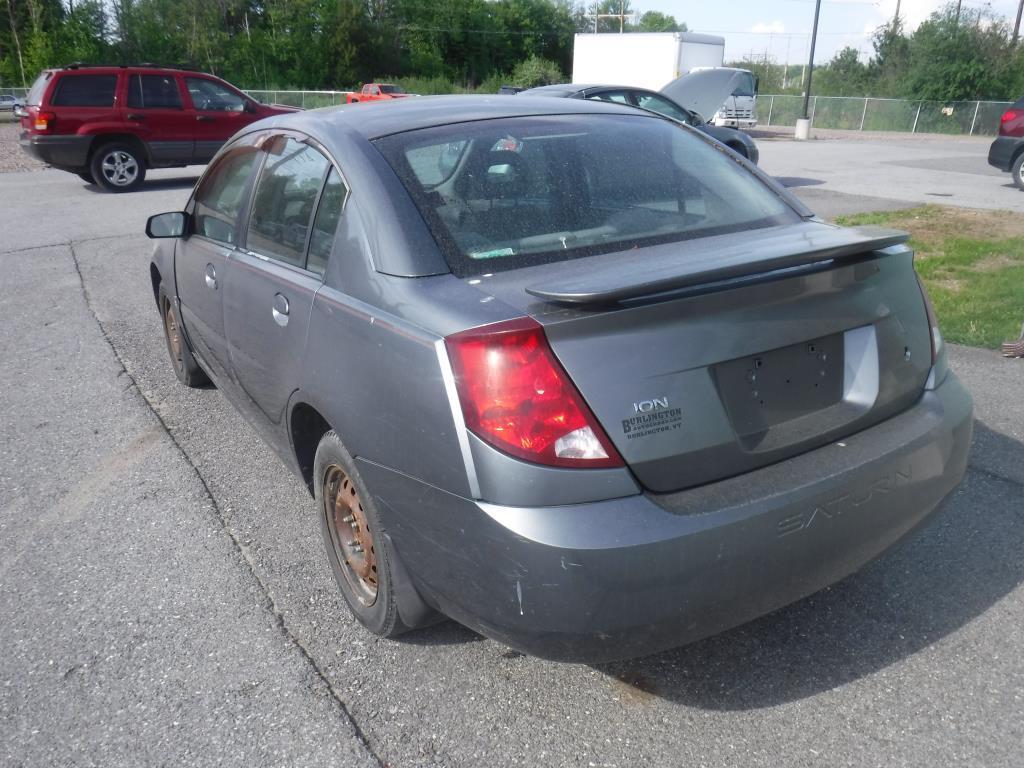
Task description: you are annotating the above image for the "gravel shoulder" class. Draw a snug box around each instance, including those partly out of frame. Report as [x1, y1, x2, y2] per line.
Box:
[0, 121, 44, 173]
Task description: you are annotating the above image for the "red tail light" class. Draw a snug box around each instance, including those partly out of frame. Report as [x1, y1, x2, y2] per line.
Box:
[1001, 109, 1020, 124]
[34, 111, 55, 131]
[445, 317, 623, 469]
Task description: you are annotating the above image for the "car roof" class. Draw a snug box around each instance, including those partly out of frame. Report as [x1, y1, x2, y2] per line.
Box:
[272, 94, 653, 140]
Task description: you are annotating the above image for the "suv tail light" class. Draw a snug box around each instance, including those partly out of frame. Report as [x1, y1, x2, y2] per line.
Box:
[445, 317, 624, 469]
[916, 275, 942, 364]
[1001, 109, 1020, 124]
[34, 111, 55, 131]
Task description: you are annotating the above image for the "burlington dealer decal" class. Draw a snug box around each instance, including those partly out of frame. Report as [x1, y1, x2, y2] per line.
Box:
[622, 397, 683, 440]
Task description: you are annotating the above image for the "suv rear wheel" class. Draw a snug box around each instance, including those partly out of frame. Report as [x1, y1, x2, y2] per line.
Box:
[91, 142, 147, 192]
[1012, 152, 1024, 192]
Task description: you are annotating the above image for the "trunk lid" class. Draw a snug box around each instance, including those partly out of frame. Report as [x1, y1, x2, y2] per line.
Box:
[465, 221, 933, 492]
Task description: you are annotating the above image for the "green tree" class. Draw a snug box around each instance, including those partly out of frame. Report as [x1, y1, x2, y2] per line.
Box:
[634, 10, 680, 32]
[813, 47, 869, 97]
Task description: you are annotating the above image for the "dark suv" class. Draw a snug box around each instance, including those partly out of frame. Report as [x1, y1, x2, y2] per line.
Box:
[988, 96, 1024, 191]
[19, 65, 295, 191]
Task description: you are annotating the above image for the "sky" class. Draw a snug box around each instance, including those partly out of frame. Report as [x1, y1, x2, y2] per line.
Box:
[637, 0, 1024, 65]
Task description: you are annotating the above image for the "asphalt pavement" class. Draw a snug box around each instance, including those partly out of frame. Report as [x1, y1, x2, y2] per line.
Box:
[2, 142, 1023, 767]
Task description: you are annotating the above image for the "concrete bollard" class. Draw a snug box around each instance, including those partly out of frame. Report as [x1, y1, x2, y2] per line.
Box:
[794, 118, 811, 140]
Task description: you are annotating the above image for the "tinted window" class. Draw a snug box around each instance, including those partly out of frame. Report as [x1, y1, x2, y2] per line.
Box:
[380, 85, 405, 94]
[375, 114, 796, 277]
[307, 168, 347, 277]
[128, 74, 182, 109]
[246, 137, 330, 267]
[633, 93, 692, 123]
[193, 146, 260, 245]
[51, 74, 117, 107]
[27, 71, 53, 106]
[186, 77, 246, 112]
[591, 91, 630, 105]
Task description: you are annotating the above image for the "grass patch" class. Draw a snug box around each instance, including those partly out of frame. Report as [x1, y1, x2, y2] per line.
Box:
[835, 205, 1024, 349]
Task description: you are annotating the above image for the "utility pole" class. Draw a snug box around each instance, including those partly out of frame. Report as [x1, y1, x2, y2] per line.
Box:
[801, 0, 822, 121]
[595, 2, 633, 33]
[955, 0, 962, 27]
[1014, 0, 1023, 45]
[894, 0, 901, 26]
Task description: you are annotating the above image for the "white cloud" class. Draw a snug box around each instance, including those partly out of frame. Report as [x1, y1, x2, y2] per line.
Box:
[751, 20, 785, 35]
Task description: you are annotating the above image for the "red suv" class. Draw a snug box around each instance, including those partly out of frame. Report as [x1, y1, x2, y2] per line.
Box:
[988, 96, 1024, 191]
[19, 65, 296, 192]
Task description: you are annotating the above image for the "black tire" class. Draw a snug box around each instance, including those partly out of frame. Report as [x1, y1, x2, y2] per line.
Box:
[90, 141, 147, 192]
[1012, 152, 1024, 192]
[77, 170, 96, 184]
[726, 142, 749, 160]
[314, 430, 414, 637]
[158, 286, 210, 388]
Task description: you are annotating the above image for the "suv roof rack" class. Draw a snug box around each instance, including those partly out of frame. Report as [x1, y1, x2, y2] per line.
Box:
[62, 62, 198, 72]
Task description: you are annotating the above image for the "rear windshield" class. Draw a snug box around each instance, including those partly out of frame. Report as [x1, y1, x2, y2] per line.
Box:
[26, 71, 53, 106]
[51, 74, 118, 107]
[374, 114, 796, 276]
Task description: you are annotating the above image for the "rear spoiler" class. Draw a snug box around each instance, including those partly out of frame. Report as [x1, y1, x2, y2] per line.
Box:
[525, 225, 909, 306]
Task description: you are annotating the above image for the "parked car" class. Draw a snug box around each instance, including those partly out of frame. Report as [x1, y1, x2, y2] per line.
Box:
[498, 85, 524, 95]
[18, 64, 296, 191]
[1, 94, 22, 112]
[520, 77, 759, 163]
[988, 96, 1024, 190]
[147, 96, 972, 662]
[346, 83, 415, 103]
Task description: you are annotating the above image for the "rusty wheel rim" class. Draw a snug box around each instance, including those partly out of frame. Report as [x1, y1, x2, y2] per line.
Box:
[323, 465, 378, 606]
[163, 300, 183, 372]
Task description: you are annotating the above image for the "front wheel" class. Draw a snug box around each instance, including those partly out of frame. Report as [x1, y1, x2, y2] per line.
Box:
[1012, 153, 1024, 192]
[91, 142, 147, 192]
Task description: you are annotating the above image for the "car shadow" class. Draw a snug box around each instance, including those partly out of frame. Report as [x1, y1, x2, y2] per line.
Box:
[594, 420, 1023, 710]
[83, 175, 201, 194]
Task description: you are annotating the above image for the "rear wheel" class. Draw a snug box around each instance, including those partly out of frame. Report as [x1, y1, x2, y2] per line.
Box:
[91, 142, 147, 192]
[159, 287, 209, 388]
[1012, 152, 1024, 191]
[315, 431, 411, 637]
[726, 142, 749, 160]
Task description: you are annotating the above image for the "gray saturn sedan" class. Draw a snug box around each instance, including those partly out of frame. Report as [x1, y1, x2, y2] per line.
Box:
[147, 96, 973, 662]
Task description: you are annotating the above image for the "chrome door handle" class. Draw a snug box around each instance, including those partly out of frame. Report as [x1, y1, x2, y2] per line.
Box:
[204, 263, 217, 289]
[272, 293, 290, 327]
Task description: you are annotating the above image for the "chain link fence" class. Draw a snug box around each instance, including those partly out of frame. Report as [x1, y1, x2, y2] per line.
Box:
[1, 87, 28, 100]
[759, 94, 1014, 136]
[245, 89, 353, 108]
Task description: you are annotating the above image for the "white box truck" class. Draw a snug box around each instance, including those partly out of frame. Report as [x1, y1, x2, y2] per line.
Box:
[571, 32, 757, 129]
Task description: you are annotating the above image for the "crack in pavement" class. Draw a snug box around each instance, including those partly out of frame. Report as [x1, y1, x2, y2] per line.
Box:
[67, 242, 389, 768]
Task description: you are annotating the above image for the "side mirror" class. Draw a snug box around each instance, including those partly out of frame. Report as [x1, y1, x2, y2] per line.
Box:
[244, 99, 257, 114]
[754, 76, 760, 94]
[146, 211, 189, 239]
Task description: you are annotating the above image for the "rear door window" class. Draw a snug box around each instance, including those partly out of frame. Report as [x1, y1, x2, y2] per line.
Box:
[307, 168, 347, 277]
[192, 143, 261, 245]
[51, 74, 118, 107]
[245, 136, 331, 267]
[128, 74, 183, 109]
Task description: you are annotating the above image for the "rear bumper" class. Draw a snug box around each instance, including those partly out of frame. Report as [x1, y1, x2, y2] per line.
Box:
[362, 372, 973, 662]
[987, 136, 1021, 171]
[19, 132, 92, 170]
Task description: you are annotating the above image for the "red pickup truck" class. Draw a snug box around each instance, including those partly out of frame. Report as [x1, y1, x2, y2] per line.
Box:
[346, 84, 414, 103]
